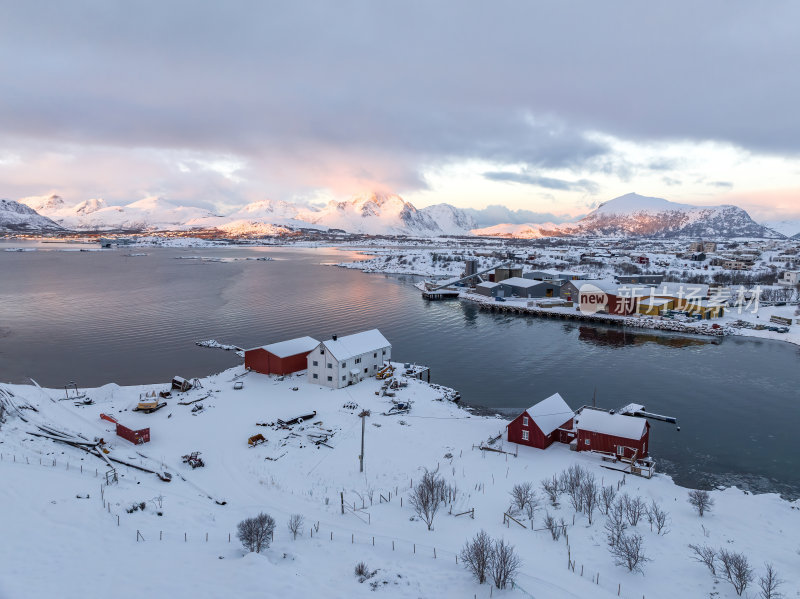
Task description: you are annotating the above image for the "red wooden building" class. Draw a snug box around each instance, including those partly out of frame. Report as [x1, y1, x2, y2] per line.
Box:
[573, 408, 650, 459]
[244, 336, 319, 375]
[507, 393, 574, 449]
[579, 283, 639, 316]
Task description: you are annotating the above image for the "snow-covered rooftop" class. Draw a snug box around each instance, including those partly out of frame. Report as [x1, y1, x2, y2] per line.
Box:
[476, 281, 500, 288]
[501, 277, 549, 288]
[526, 393, 574, 436]
[256, 336, 320, 358]
[574, 409, 647, 439]
[323, 329, 390, 361]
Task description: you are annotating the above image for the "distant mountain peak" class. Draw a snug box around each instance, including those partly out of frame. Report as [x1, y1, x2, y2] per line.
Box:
[0, 198, 65, 232]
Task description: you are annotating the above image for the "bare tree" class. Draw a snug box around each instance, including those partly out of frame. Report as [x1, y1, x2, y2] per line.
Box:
[621, 494, 647, 526]
[610, 532, 649, 573]
[287, 514, 304, 540]
[489, 538, 521, 590]
[460, 530, 492, 584]
[237, 512, 276, 553]
[580, 475, 599, 524]
[688, 544, 717, 576]
[599, 485, 617, 515]
[508, 482, 535, 516]
[541, 475, 560, 506]
[561, 464, 587, 513]
[646, 500, 669, 535]
[604, 501, 627, 548]
[719, 549, 753, 596]
[758, 563, 783, 599]
[410, 468, 446, 530]
[543, 512, 562, 541]
[524, 492, 540, 525]
[688, 489, 714, 517]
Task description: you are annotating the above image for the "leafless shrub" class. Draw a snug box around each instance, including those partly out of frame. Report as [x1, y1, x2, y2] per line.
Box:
[541, 475, 560, 506]
[719, 549, 753, 596]
[621, 494, 646, 526]
[580, 475, 599, 524]
[604, 501, 627, 548]
[489, 538, 521, 590]
[610, 532, 649, 573]
[758, 563, 783, 599]
[598, 485, 617, 515]
[688, 544, 717, 576]
[524, 493, 540, 524]
[237, 512, 275, 553]
[287, 514, 304, 540]
[354, 561, 369, 578]
[688, 489, 714, 517]
[646, 500, 669, 535]
[543, 512, 562, 541]
[410, 468, 446, 530]
[460, 530, 492, 584]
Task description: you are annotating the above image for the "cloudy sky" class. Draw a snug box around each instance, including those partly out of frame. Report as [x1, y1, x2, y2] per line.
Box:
[1, 1, 799, 222]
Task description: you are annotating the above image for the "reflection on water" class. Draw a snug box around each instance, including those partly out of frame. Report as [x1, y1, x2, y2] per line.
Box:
[1, 242, 799, 498]
[578, 325, 719, 348]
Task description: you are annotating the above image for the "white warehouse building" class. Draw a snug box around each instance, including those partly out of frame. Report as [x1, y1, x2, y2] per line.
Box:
[307, 329, 392, 389]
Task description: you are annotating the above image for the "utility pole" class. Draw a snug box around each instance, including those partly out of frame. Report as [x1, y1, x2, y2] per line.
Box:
[358, 409, 370, 473]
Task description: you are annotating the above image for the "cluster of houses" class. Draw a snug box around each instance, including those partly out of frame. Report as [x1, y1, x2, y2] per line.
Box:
[474, 267, 726, 319]
[507, 392, 650, 460]
[243, 331, 652, 464]
[244, 328, 392, 389]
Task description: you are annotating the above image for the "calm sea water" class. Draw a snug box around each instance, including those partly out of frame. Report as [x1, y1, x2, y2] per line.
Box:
[2, 241, 799, 497]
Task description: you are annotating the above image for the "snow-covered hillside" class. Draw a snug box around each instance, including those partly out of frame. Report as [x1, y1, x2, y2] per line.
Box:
[0, 198, 64, 232]
[471, 222, 576, 239]
[1, 369, 797, 599]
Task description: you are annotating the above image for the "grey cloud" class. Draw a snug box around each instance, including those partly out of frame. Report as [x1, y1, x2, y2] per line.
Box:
[662, 176, 682, 186]
[708, 181, 734, 189]
[0, 2, 798, 202]
[483, 172, 600, 194]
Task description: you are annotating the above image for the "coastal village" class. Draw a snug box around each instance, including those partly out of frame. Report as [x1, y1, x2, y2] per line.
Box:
[1, 322, 798, 598]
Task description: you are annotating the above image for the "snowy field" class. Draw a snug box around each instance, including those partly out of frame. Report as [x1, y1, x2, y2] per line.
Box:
[1, 366, 798, 599]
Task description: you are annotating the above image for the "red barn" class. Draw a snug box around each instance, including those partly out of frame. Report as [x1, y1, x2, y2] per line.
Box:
[574, 409, 650, 459]
[244, 336, 319, 375]
[507, 393, 574, 449]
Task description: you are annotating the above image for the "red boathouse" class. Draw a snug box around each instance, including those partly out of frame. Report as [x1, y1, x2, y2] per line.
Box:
[574, 408, 650, 459]
[507, 393, 575, 449]
[244, 336, 319, 376]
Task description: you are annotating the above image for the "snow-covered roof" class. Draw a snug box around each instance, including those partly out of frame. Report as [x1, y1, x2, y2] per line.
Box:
[575, 280, 619, 294]
[501, 277, 550, 288]
[476, 281, 500, 288]
[574, 409, 646, 439]
[322, 329, 390, 361]
[525, 393, 574, 436]
[257, 336, 320, 358]
[639, 298, 672, 307]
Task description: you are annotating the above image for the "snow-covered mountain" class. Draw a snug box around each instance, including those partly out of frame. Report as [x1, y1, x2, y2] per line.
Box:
[765, 219, 800, 238]
[294, 192, 438, 235]
[472, 193, 783, 239]
[0, 198, 65, 232]
[16, 192, 475, 236]
[577, 193, 780, 238]
[21, 195, 217, 231]
[471, 222, 575, 239]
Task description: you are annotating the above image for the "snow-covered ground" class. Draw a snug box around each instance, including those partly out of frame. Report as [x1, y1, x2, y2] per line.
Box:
[1, 367, 798, 599]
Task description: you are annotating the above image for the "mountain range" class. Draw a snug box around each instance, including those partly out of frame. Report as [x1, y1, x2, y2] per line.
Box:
[2, 191, 795, 239]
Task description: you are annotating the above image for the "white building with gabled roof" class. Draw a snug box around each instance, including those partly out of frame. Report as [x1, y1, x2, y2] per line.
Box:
[307, 329, 392, 388]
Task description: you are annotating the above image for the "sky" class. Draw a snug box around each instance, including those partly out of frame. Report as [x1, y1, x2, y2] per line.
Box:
[1, 1, 799, 224]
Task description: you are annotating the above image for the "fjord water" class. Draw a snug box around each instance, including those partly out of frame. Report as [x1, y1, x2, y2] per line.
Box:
[2, 243, 799, 497]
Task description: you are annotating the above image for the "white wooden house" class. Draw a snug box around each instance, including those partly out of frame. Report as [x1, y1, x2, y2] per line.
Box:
[307, 329, 391, 388]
